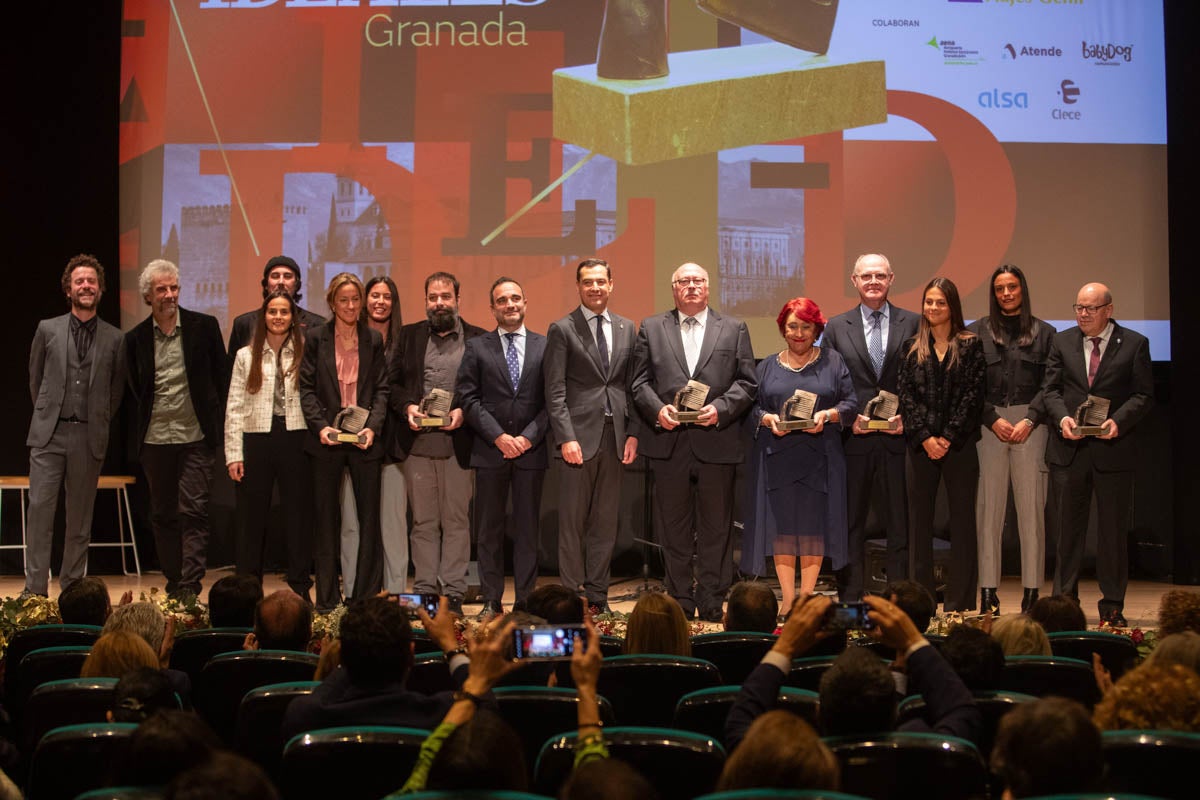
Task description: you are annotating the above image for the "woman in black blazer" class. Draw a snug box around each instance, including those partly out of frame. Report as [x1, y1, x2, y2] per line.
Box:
[898, 277, 985, 613]
[300, 272, 389, 612]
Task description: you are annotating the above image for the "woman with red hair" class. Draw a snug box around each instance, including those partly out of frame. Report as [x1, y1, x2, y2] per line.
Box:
[741, 297, 857, 611]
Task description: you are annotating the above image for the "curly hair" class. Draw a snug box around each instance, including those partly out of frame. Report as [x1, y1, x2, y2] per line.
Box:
[1093, 663, 1200, 732]
[61, 253, 106, 297]
[775, 296, 827, 338]
[1158, 589, 1200, 637]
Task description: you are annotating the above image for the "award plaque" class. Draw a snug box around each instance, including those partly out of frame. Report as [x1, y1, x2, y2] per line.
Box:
[776, 389, 818, 431]
[1074, 395, 1111, 437]
[333, 405, 369, 444]
[418, 388, 453, 428]
[863, 390, 900, 431]
[670, 380, 711, 423]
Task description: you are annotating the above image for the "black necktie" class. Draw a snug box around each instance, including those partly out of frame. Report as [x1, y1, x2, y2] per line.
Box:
[595, 314, 609, 373]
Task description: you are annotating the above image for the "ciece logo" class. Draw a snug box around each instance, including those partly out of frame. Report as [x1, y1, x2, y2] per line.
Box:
[978, 88, 1029, 109]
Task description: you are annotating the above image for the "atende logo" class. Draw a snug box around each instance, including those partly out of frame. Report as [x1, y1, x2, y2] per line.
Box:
[978, 88, 1029, 109]
[1002, 42, 1062, 59]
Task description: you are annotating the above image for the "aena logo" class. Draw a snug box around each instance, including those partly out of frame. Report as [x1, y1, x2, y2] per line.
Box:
[978, 89, 1029, 109]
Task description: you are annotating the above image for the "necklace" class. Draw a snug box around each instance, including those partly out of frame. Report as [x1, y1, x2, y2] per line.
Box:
[779, 347, 818, 373]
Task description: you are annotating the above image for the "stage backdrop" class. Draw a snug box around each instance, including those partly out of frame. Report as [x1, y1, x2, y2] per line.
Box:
[119, 0, 1167, 357]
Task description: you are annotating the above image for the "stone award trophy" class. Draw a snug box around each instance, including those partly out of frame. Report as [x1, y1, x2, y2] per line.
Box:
[670, 380, 710, 424]
[776, 389, 818, 431]
[333, 405, 369, 444]
[1074, 395, 1111, 437]
[862, 390, 900, 431]
[418, 388, 453, 428]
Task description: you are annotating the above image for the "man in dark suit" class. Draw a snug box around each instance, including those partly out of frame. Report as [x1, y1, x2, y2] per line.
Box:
[630, 262, 756, 621]
[820, 253, 920, 601]
[544, 258, 640, 613]
[457, 277, 549, 620]
[24, 254, 126, 597]
[1043, 282, 1153, 627]
[389, 272, 487, 614]
[225, 255, 324, 360]
[125, 259, 229, 597]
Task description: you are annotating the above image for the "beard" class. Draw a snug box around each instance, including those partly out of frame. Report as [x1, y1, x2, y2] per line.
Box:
[427, 307, 458, 334]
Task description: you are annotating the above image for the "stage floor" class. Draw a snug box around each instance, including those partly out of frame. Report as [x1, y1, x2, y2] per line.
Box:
[0, 569, 1181, 629]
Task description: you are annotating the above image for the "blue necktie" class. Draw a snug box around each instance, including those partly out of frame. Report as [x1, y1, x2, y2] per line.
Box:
[868, 310, 884, 379]
[505, 332, 520, 392]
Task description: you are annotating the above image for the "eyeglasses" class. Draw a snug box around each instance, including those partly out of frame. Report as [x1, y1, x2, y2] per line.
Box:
[673, 277, 708, 287]
[1072, 303, 1111, 315]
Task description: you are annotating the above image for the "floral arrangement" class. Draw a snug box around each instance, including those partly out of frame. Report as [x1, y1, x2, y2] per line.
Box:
[0, 593, 62, 661]
[138, 587, 210, 631]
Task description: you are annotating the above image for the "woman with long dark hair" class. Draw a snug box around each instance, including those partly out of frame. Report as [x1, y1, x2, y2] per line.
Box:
[967, 265, 1055, 614]
[225, 287, 313, 597]
[899, 277, 985, 612]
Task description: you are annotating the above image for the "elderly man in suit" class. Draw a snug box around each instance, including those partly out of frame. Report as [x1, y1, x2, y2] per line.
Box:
[125, 259, 229, 598]
[1043, 282, 1153, 627]
[458, 277, 549, 620]
[226, 255, 325, 359]
[544, 258, 640, 613]
[24, 254, 126, 598]
[820, 253, 921, 601]
[389, 272, 487, 615]
[630, 262, 756, 621]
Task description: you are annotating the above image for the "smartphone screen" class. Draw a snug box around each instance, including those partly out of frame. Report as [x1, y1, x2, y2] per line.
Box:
[393, 593, 439, 618]
[823, 601, 875, 631]
[511, 625, 587, 660]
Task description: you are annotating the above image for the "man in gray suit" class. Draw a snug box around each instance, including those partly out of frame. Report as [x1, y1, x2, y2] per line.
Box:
[24, 254, 125, 597]
[630, 262, 757, 621]
[544, 258, 640, 613]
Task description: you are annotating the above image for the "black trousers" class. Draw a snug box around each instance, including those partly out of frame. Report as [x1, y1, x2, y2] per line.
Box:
[908, 443, 979, 612]
[141, 441, 214, 596]
[840, 440, 909, 600]
[311, 447, 383, 611]
[475, 463, 545, 605]
[237, 417, 313, 597]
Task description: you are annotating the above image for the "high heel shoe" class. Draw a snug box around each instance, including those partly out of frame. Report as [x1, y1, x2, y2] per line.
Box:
[1021, 587, 1039, 614]
[980, 588, 1000, 616]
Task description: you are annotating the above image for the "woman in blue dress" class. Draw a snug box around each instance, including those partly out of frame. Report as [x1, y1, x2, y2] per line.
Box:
[741, 297, 857, 612]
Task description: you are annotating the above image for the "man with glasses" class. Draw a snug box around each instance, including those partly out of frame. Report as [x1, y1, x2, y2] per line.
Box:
[1042, 283, 1153, 627]
[821, 254, 920, 601]
[630, 262, 756, 621]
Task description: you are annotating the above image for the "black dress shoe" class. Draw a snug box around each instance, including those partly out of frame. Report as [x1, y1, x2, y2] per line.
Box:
[1020, 588, 1039, 614]
[446, 595, 464, 616]
[477, 600, 504, 622]
[700, 607, 724, 623]
[1101, 609, 1128, 628]
[980, 588, 1000, 616]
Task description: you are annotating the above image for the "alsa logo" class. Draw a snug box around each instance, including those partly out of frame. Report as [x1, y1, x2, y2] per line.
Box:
[1002, 43, 1063, 59]
[1082, 41, 1133, 64]
[978, 88, 1029, 109]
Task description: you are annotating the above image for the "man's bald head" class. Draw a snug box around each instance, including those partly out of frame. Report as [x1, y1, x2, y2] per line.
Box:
[253, 590, 313, 652]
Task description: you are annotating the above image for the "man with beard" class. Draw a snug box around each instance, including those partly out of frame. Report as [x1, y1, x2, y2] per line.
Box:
[24, 254, 126, 597]
[226, 255, 325, 360]
[125, 259, 229, 597]
[388, 272, 485, 614]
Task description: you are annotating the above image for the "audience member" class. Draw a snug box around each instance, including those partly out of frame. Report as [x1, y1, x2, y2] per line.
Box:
[1158, 589, 1200, 637]
[939, 625, 1005, 691]
[122, 710, 222, 787]
[526, 584, 584, 625]
[80, 630, 161, 679]
[818, 646, 901, 737]
[1144, 631, 1200, 674]
[990, 697, 1102, 799]
[561, 758, 659, 800]
[885, 579, 936, 634]
[716, 710, 839, 793]
[281, 596, 471, 741]
[1026, 594, 1088, 633]
[623, 593, 691, 656]
[244, 589, 313, 652]
[57, 576, 114, 626]
[166, 751, 279, 800]
[207, 574, 263, 628]
[110, 667, 180, 722]
[723, 581, 779, 633]
[1093, 663, 1200, 732]
[991, 614, 1051, 657]
[104, 601, 171, 666]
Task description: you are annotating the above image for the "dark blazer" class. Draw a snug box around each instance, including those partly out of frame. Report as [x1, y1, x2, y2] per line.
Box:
[543, 307, 640, 460]
[966, 316, 1055, 428]
[629, 307, 757, 463]
[387, 318, 487, 467]
[28, 313, 126, 459]
[820, 302, 920, 455]
[457, 328, 549, 470]
[898, 333, 986, 452]
[298, 321, 389, 459]
[227, 305, 326, 362]
[124, 307, 230, 457]
[1041, 321, 1154, 470]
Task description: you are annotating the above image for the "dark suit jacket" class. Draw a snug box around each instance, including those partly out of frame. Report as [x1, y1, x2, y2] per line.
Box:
[28, 313, 126, 459]
[1041, 321, 1154, 470]
[124, 307, 230, 457]
[629, 307, 757, 463]
[543, 307, 640, 460]
[387, 318, 487, 468]
[820, 302, 920, 455]
[298, 321, 389, 459]
[227, 305, 326, 363]
[457, 328, 549, 470]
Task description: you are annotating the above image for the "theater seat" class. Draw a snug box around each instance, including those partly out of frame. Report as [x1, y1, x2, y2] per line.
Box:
[11, 645, 93, 719]
[595, 655, 722, 726]
[895, 690, 1035, 760]
[406, 651, 456, 695]
[784, 655, 838, 691]
[193, 649, 319, 743]
[997, 656, 1101, 708]
[21, 677, 118, 757]
[492, 686, 616, 781]
[689, 632, 777, 685]
[2, 624, 101, 705]
[279, 726, 430, 800]
[824, 731, 988, 800]
[1100, 729, 1200, 800]
[535, 727, 726, 800]
[73, 789, 164, 800]
[696, 791, 875, 800]
[234, 680, 320, 778]
[674, 685, 820, 746]
[167, 627, 252, 684]
[26, 722, 137, 800]
[1047, 631, 1139, 681]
